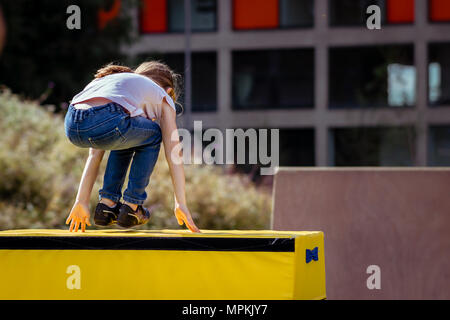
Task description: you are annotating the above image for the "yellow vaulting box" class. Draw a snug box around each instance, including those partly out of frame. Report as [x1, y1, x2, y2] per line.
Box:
[0, 229, 326, 300]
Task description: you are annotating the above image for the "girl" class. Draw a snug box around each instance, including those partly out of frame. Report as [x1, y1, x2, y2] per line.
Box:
[64, 61, 200, 233]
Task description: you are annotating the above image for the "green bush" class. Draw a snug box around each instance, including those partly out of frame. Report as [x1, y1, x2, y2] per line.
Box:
[0, 90, 272, 230]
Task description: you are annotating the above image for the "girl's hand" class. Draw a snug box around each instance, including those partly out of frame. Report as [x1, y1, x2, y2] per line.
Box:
[174, 203, 201, 233]
[66, 201, 92, 232]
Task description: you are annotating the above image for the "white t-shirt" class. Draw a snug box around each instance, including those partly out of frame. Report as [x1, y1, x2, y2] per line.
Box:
[71, 72, 176, 123]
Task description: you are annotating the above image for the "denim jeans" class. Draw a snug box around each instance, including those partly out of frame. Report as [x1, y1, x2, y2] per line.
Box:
[64, 103, 162, 205]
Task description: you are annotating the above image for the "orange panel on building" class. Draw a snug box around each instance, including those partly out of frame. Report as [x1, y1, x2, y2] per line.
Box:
[387, 0, 414, 23]
[430, 0, 450, 21]
[140, 0, 168, 33]
[233, 0, 279, 30]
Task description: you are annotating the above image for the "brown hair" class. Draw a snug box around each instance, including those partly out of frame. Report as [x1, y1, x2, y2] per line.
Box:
[94, 61, 183, 114]
[94, 64, 133, 79]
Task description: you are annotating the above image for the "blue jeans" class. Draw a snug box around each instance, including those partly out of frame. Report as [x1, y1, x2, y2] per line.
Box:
[64, 103, 162, 205]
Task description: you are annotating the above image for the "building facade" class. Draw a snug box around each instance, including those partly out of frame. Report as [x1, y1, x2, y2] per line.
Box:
[126, 0, 450, 167]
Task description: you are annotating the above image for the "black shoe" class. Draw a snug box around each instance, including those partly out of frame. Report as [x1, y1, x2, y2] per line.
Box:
[94, 202, 121, 226]
[117, 203, 151, 228]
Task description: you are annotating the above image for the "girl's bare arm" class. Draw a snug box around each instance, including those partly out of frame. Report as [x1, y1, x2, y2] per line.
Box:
[160, 102, 200, 233]
[66, 148, 104, 232]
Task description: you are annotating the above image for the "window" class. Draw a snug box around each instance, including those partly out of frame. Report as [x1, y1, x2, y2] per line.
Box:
[330, 127, 416, 166]
[429, 43, 450, 106]
[168, 0, 216, 32]
[231, 128, 315, 183]
[428, 126, 450, 166]
[429, 0, 450, 22]
[232, 49, 314, 110]
[137, 52, 217, 112]
[233, 0, 313, 30]
[329, 0, 414, 26]
[140, 0, 217, 33]
[279, 0, 314, 28]
[329, 45, 415, 108]
[278, 129, 315, 166]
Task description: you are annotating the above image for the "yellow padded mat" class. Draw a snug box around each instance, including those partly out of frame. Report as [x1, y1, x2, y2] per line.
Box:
[0, 229, 326, 300]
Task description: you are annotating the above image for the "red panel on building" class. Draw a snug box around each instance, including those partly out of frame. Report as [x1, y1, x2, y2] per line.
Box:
[387, 0, 414, 23]
[430, 0, 450, 21]
[233, 0, 279, 30]
[140, 0, 168, 33]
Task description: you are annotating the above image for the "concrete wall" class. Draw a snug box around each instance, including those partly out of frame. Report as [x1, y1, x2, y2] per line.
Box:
[272, 168, 450, 299]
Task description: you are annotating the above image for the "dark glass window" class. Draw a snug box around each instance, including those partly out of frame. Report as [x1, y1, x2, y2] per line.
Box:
[429, 43, 450, 106]
[279, 0, 314, 28]
[331, 127, 416, 166]
[232, 49, 314, 110]
[329, 45, 415, 109]
[329, 0, 414, 26]
[191, 53, 217, 112]
[279, 128, 315, 166]
[231, 128, 315, 183]
[168, 0, 217, 32]
[428, 126, 450, 166]
[137, 52, 217, 112]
